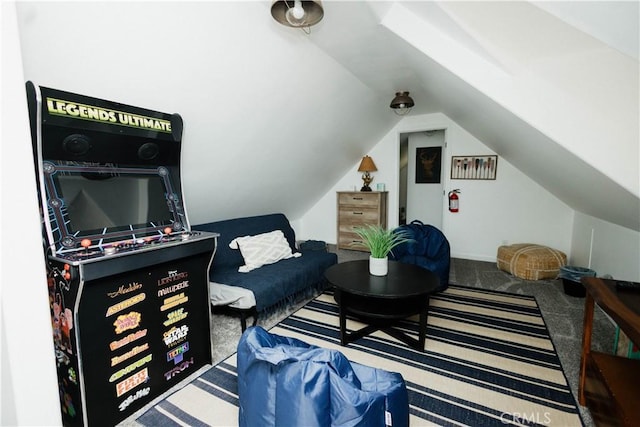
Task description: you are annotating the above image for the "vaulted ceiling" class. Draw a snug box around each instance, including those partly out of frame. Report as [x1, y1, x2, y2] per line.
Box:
[307, 1, 639, 230]
[15, 1, 639, 230]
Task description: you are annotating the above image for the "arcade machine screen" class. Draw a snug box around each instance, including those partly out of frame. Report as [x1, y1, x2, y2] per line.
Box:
[56, 170, 173, 233]
[42, 162, 186, 259]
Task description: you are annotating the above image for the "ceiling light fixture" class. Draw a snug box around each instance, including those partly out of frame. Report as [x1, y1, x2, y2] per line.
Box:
[390, 91, 415, 116]
[271, 0, 324, 34]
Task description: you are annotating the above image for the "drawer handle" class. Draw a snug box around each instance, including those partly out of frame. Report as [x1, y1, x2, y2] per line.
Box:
[352, 197, 363, 200]
[353, 212, 363, 215]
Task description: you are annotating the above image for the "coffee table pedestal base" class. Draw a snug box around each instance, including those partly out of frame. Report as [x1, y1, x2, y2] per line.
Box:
[336, 291, 429, 352]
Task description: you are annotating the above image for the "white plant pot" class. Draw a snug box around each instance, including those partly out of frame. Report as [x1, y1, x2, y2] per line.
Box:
[369, 255, 388, 276]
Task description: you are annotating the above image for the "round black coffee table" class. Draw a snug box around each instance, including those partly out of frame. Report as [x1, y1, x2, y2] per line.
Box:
[324, 259, 440, 352]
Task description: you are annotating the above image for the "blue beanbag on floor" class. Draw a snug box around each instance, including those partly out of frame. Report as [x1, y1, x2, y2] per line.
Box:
[237, 326, 409, 427]
[391, 220, 450, 291]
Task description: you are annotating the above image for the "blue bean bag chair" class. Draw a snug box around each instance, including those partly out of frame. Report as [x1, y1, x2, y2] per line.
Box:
[237, 326, 409, 427]
[391, 220, 450, 291]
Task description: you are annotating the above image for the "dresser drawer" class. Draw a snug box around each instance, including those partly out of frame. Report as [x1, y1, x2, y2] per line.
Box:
[338, 232, 367, 250]
[338, 208, 380, 224]
[338, 192, 380, 207]
[338, 221, 372, 235]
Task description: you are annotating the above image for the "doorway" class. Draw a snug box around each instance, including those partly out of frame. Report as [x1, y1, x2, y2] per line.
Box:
[398, 130, 446, 229]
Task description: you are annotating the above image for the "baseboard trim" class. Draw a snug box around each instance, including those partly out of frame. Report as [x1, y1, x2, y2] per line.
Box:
[451, 252, 496, 263]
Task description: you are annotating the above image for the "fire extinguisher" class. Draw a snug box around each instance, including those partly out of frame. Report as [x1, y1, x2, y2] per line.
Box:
[448, 189, 460, 212]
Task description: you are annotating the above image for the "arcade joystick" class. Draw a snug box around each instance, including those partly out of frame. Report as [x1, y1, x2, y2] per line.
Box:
[80, 239, 92, 249]
[164, 227, 173, 235]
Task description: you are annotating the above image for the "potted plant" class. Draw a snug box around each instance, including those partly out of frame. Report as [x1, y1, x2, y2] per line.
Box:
[351, 224, 412, 276]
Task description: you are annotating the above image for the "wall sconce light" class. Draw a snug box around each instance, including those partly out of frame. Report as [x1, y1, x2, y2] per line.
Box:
[271, 1, 324, 34]
[390, 91, 414, 116]
[357, 155, 377, 192]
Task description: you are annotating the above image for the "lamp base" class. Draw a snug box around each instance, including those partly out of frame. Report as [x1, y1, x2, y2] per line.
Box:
[360, 171, 373, 192]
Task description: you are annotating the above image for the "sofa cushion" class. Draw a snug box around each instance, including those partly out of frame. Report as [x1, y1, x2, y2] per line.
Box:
[230, 230, 301, 273]
[193, 213, 337, 313]
[194, 213, 297, 270]
[211, 251, 337, 312]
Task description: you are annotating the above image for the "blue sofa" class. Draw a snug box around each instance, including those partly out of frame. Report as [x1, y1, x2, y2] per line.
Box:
[193, 213, 337, 329]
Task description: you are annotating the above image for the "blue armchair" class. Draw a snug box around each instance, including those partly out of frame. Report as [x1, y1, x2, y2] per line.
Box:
[391, 220, 450, 291]
[237, 326, 409, 427]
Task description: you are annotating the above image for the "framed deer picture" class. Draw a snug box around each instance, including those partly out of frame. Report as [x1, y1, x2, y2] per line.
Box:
[450, 155, 497, 180]
[415, 146, 442, 183]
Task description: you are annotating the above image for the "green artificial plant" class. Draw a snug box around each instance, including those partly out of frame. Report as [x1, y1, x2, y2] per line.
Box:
[351, 224, 413, 259]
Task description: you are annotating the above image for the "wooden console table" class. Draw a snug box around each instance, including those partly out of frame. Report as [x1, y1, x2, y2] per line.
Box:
[579, 277, 640, 426]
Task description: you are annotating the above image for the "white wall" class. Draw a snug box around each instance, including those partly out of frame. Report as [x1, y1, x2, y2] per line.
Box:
[571, 212, 640, 282]
[300, 112, 575, 262]
[14, 1, 398, 225]
[300, 119, 402, 246]
[1, 2, 62, 425]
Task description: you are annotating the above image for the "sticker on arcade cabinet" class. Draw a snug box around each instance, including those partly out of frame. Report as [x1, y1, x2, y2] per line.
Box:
[157, 280, 189, 297]
[157, 270, 189, 287]
[105, 293, 146, 317]
[60, 385, 77, 419]
[68, 367, 77, 385]
[48, 264, 75, 360]
[108, 282, 143, 299]
[111, 343, 150, 367]
[167, 342, 190, 365]
[110, 328, 148, 351]
[110, 353, 153, 382]
[163, 308, 188, 327]
[46, 97, 172, 133]
[164, 357, 194, 381]
[160, 293, 188, 311]
[116, 367, 149, 397]
[119, 387, 150, 412]
[113, 311, 142, 334]
[163, 325, 189, 347]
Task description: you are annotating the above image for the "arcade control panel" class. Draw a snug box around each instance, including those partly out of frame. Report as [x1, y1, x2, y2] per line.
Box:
[53, 228, 208, 264]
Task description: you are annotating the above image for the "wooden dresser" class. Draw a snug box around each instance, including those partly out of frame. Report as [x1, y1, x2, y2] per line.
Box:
[336, 191, 387, 251]
[579, 277, 640, 426]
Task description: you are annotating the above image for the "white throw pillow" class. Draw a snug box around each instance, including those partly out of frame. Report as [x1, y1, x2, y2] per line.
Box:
[229, 230, 301, 273]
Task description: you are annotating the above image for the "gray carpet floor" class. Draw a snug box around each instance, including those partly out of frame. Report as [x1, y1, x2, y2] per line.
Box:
[448, 257, 614, 427]
[125, 247, 615, 426]
[208, 247, 615, 426]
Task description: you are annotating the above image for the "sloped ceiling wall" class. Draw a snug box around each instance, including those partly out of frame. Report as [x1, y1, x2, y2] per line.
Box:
[15, 1, 639, 231]
[309, 1, 640, 231]
[15, 1, 399, 223]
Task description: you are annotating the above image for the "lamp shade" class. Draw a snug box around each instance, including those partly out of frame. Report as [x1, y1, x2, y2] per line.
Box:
[357, 156, 377, 172]
[390, 91, 414, 115]
[271, 0, 324, 28]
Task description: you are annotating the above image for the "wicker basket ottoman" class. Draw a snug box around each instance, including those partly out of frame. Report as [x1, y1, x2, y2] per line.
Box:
[497, 243, 567, 280]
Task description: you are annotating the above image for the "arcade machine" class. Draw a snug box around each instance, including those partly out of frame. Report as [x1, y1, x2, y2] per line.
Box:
[25, 82, 218, 426]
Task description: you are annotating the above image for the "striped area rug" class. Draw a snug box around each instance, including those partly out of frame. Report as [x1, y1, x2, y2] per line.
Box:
[135, 286, 583, 426]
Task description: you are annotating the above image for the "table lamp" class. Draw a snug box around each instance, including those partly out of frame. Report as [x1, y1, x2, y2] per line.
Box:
[357, 155, 377, 191]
